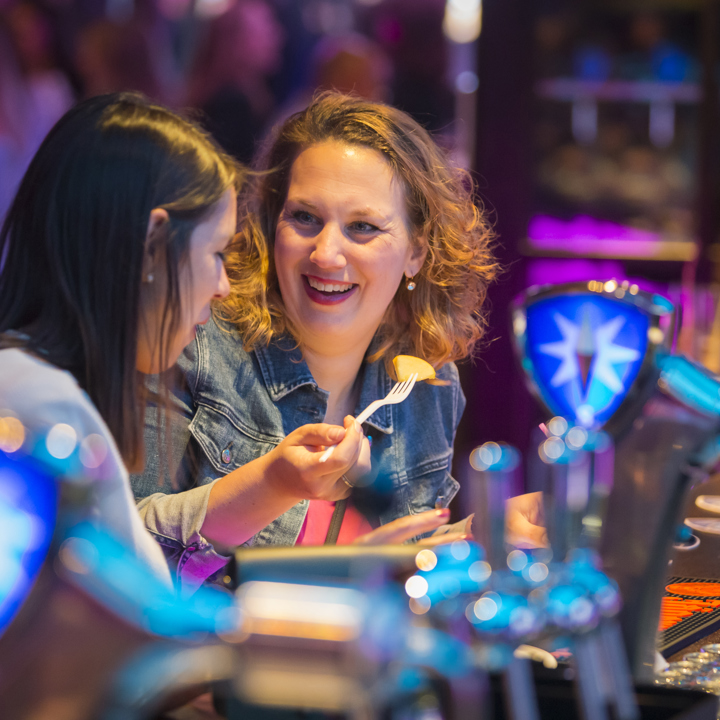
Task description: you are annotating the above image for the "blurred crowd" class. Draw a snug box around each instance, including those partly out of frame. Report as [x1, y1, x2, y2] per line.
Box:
[0, 0, 455, 223]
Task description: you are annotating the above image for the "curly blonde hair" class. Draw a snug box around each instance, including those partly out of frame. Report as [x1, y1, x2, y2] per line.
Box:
[217, 91, 497, 375]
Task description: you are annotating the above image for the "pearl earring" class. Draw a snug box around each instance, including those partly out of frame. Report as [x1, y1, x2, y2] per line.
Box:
[406, 276, 416, 291]
[146, 273, 154, 283]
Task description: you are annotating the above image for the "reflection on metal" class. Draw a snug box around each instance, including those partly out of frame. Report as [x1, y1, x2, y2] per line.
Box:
[237, 581, 365, 642]
[658, 354, 720, 417]
[101, 644, 237, 720]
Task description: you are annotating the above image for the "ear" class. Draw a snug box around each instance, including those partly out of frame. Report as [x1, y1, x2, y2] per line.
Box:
[142, 208, 170, 279]
[404, 236, 428, 278]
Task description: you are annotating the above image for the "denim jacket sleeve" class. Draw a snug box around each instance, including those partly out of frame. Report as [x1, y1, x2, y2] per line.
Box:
[131, 341, 231, 593]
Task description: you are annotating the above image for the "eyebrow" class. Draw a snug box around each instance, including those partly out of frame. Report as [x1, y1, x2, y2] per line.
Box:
[287, 197, 391, 221]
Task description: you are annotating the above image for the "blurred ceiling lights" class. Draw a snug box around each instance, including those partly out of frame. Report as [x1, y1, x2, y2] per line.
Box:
[195, 0, 235, 18]
[443, 0, 482, 44]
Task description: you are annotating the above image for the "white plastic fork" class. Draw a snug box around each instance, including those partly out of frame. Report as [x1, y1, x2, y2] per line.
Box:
[318, 373, 419, 463]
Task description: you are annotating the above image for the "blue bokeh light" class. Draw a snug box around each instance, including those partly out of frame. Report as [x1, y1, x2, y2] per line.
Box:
[0, 451, 57, 639]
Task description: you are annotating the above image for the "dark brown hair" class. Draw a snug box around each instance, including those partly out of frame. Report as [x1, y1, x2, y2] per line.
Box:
[0, 92, 241, 470]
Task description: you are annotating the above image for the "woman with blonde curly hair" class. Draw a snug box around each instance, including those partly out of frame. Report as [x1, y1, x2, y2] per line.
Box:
[132, 92, 544, 562]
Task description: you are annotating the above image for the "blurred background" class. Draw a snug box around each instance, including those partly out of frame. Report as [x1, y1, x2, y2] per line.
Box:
[0, 0, 718, 501]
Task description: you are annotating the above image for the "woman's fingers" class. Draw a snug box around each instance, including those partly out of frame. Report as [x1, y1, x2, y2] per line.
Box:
[276, 420, 366, 501]
[505, 492, 548, 549]
[431, 514, 474, 538]
[506, 492, 544, 526]
[321, 417, 364, 470]
[287, 423, 346, 449]
[322, 474, 353, 502]
[342, 432, 371, 487]
[352, 508, 451, 546]
[416, 531, 470, 548]
[506, 510, 549, 548]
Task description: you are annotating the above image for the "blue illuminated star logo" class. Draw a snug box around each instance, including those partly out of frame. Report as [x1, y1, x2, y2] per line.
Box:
[538, 311, 640, 394]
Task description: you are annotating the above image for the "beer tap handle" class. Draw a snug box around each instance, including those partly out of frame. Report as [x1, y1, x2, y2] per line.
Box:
[469, 442, 520, 570]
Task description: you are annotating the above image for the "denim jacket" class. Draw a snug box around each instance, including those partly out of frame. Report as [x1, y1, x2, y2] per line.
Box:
[132, 316, 464, 579]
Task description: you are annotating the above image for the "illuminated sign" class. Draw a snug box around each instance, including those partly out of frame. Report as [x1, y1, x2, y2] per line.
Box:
[522, 293, 650, 428]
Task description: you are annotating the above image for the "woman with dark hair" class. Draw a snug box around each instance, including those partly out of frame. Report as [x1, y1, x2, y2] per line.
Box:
[132, 92, 546, 559]
[0, 92, 366, 590]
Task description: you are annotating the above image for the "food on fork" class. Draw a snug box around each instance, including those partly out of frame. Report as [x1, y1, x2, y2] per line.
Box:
[393, 355, 436, 383]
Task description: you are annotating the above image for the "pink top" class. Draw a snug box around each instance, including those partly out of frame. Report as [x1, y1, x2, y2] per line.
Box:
[295, 500, 374, 545]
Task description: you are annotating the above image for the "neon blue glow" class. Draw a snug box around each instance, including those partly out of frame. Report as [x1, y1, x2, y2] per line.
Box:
[0, 452, 57, 639]
[416, 542, 487, 605]
[524, 294, 649, 428]
[401, 627, 474, 678]
[657, 354, 720, 417]
[63, 523, 237, 638]
[467, 589, 543, 638]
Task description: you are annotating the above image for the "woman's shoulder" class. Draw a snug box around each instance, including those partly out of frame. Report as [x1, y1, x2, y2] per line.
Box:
[0, 348, 111, 442]
[184, 315, 269, 406]
[416, 360, 462, 409]
[395, 360, 465, 441]
[194, 314, 254, 372]
[0, 347, 82, 405]
[435, 361, 461, 386]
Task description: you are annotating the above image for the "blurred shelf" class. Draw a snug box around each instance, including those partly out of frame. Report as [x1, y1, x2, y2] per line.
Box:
[536, 78, 701, 104]
[598, 0, 704, 11]
[522, 237, 698, 261]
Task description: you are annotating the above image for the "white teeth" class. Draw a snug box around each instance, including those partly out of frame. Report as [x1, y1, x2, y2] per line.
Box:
[307, 277, 353, 293]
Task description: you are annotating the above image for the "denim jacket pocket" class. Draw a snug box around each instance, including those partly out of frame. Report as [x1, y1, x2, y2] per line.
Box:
[189, 403, 279, 475]
[403, 453, 460, 515]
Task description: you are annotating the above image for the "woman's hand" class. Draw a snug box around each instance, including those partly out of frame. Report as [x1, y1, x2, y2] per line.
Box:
[352, 508, 469, 547]
[432, 514, 474, 538]
[341, 415, 372, 487]
[433, 493, 548, 550]
[203, 417, 367, 547]
[505, 492, 547, 548]
[265, 416, 367, 502]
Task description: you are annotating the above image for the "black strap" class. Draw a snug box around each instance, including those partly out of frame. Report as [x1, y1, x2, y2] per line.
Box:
[324, 498, 348, 545]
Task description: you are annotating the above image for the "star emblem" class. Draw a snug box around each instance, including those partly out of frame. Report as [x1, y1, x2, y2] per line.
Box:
[538, 310, 640, 395]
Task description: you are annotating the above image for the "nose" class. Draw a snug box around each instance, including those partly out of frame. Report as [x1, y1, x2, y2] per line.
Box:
[215, 263, 231, 300]
[309, 224, 346, 270]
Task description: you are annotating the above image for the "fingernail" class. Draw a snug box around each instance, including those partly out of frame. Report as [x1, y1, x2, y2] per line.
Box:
[328, 427, 345, 441]
[354, 420, 362, 433]
[435, 508, 450, 518]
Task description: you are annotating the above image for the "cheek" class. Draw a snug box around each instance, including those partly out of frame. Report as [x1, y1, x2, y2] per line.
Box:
[362, 244, 410, 285]
[181, 256, 210, 317]
[274, 232, 302, 279]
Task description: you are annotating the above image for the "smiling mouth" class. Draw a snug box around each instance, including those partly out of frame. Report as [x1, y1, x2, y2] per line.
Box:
[304, 275, 356, 296]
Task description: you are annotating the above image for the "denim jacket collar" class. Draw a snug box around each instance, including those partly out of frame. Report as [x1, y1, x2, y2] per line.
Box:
[255, 337, 317, 400]
[254, 336, 395, 435]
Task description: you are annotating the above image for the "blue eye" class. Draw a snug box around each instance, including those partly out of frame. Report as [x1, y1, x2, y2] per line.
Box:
[349, 221, 379, 234]
[292, 210, 317, 225]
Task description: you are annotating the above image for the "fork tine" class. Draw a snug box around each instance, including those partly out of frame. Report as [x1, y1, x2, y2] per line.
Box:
[402, 373, 418, 396]
[391, 373, 417, 398]
[351, 373, 420, 426]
